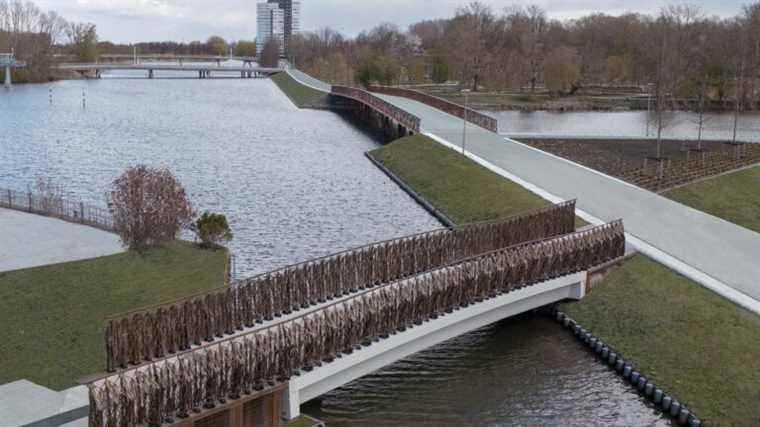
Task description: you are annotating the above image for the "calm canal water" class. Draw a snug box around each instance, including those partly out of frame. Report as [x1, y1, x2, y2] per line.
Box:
[0, 69, 666, 425]
[492, 110, 760, 142]
[0, 70, 440, 277]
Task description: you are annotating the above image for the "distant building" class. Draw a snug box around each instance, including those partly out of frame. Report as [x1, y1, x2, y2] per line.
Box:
[267, 0, 301, 55]
[257, 2, 285, 57]
[257, 0, 300, 58]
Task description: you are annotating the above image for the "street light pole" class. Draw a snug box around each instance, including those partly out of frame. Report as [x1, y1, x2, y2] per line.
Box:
[462, 89, 470, 155]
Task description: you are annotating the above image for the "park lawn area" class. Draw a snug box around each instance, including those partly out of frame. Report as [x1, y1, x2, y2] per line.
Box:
[271, 71, 328, 108]
[370, 134, 561, 224]
[561, 255, 760, 424]
[664, 165, 760, 234]
[0, 242, 228, 391]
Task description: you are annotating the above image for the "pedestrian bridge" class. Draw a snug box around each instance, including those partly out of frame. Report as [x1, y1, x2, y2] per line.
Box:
[85, 202, 625, 426]
[56, 63, 283, 79]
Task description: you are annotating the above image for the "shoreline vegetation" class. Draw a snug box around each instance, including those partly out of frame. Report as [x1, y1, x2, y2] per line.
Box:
[0, 242, 228, 390]
[271, 71, 329, 108]
[370, 133, 760, 424]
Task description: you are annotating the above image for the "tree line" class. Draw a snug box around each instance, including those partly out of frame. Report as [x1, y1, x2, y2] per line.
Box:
[289, 1, 760, 110]
[0, 0, 99, 82]
[98, 37, 258, 58]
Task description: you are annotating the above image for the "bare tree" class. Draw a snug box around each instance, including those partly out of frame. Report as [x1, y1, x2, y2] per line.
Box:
[107, 166, 195, 251]
[544, 46, 580, 95]
[259, 39, 280, 68]
[66, 21, 98, 62]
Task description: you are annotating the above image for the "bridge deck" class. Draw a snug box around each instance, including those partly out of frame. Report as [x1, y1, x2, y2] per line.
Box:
[57, 64, 282, 73]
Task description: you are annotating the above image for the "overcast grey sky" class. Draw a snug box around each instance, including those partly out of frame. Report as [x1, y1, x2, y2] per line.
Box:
[36, 0, 749, 43]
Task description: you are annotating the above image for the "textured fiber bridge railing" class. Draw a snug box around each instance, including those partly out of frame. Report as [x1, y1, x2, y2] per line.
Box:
[104, 201, 576, 371]
[0, 187, 114, 231]
[368, 85, 498, 133]
[332, 85, 421, 132]
[88, 221, 624, 426]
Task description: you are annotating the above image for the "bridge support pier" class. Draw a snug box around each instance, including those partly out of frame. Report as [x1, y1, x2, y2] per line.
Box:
[148, 69, 154, 79]
[3, 65, 10, 89]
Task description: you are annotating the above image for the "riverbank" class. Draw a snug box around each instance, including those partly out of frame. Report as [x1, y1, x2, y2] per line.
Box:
[271, 71, 330, 108]
[369, 134, 557, 224]
[369, 134, 760, 425]
[0, 242, 228, 390]
[561, 255, 760, 424]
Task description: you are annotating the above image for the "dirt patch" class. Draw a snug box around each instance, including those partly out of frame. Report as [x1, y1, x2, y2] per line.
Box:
[520, 138, 760, 191]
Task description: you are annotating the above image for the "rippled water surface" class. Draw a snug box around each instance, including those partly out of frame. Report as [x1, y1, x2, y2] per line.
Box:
[0, 70, 440, 276]
[305, 315, 668, 426]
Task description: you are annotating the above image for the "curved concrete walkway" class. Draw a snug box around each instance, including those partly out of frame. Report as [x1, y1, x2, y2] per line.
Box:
[283, 70, 760, 312]
[372, 92, 760, 312]
[0, 208, 123, 273]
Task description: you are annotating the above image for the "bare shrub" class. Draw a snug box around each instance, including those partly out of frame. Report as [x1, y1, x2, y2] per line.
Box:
[107, 165, 195, 251]
[35, 176, 63, 214]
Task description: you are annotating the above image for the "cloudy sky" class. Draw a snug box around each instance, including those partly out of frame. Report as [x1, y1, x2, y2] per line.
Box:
[36, 0, 748, 43]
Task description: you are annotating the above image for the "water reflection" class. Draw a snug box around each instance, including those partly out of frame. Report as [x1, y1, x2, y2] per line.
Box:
[305, 315, 667, 426]
[490, 110, 760, 142]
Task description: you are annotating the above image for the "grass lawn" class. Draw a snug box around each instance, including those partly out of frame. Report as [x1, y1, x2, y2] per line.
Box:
[561, 255, 760, 424]
[370, 134, 556, 224]
[664, 165, 760, 234]
[0, 242, 227, 391]
[285, 416, 320, 427]
[271, 71, 328, 108]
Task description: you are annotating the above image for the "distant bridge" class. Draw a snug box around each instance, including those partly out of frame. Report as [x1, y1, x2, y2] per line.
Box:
[1, 53, 25, 88]
[56, 63, 283, 79]
[54, 53, 259, 66]
[98, 53, 259, 66]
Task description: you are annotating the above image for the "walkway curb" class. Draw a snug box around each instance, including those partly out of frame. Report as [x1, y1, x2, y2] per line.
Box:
[364, 152, 455, 228]
[552, 309, 702, 426]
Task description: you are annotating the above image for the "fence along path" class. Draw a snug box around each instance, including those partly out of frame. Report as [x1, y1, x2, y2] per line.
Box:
[620, 143, 760, 191]
[0, 186, 114, 231]
[88, 220, 625, 426]
[367, 85, 498, 133]
[104, 201, 576, 371]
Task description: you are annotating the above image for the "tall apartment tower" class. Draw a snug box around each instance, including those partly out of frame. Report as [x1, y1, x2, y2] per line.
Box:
[256, 2, 285, 57]
[267, 0, 301, 55]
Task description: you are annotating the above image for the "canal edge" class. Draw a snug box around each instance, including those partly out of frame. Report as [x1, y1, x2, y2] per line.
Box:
[364, 151, 455, 228]
[551, 308, 703, 426]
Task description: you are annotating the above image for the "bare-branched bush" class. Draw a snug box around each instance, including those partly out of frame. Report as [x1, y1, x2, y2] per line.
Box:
[35, 176, 63, 214]
[107, 165, 195, 251]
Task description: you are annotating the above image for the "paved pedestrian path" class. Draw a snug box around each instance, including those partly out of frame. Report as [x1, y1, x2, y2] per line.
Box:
[373, 93, 760, 311]
[0, 208, 123, 273]
[284, 70, 760, 312]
